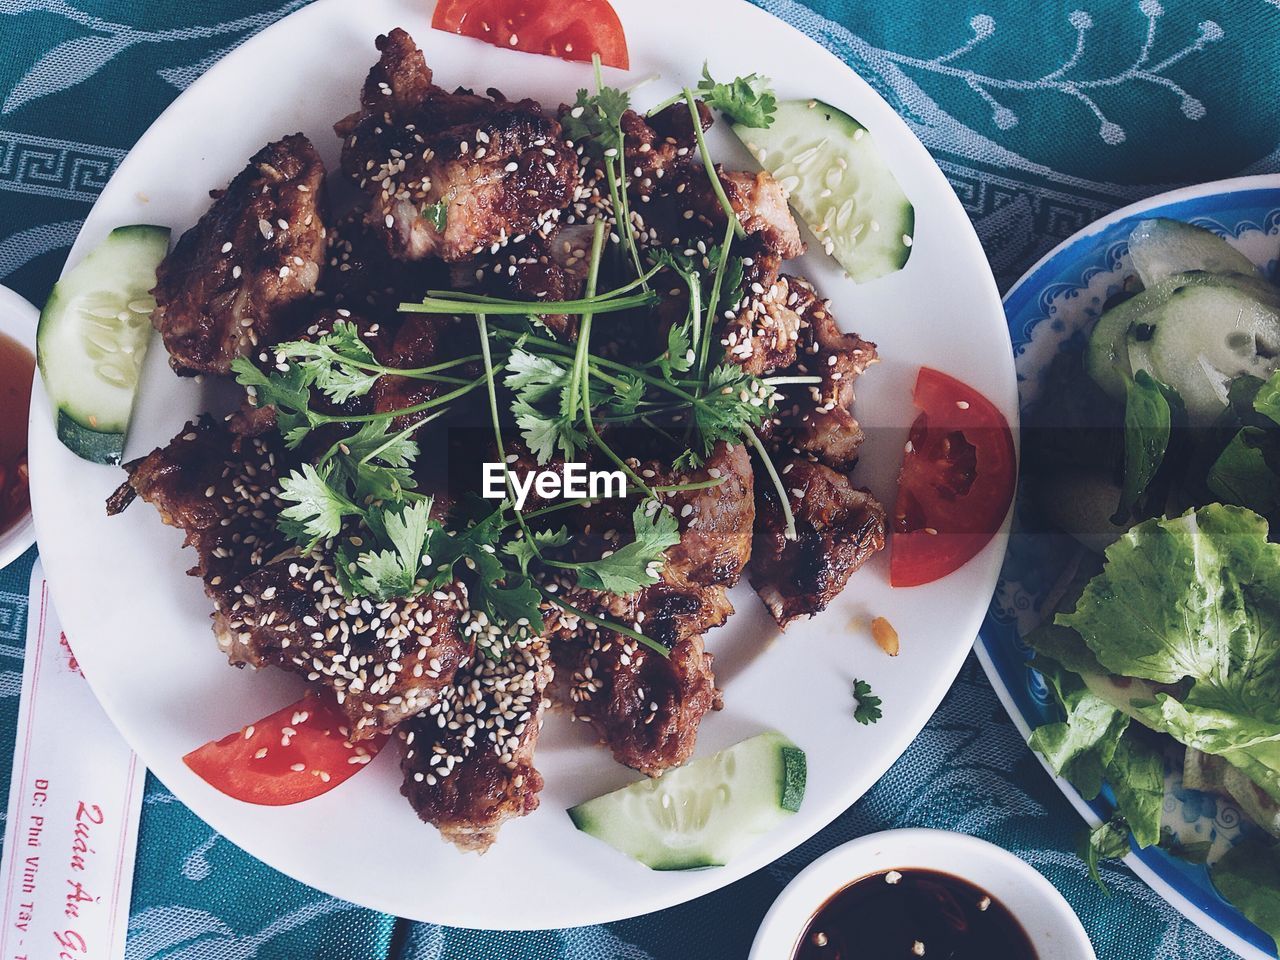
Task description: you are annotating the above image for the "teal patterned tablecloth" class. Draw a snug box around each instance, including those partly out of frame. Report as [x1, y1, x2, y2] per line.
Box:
[3, 1, 1279, 957]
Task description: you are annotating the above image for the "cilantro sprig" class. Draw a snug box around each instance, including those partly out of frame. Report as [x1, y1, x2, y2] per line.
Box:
[852, 679, 883, 725]
[561, 57, 647, 284]
[695, 64, 777, 128]
[648, 64, 777, 130]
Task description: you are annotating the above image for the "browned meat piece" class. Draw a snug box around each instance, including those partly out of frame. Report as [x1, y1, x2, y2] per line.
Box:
[660, 440, 754, 588]
[765, 278, 878, 472]
[109, 417, 474, 738]
[338, 29, 581, 263]
[470, 229, 588, 340]
[218, 562, 471, 739]
[619, 101, 710, 194]
[720, 274, 803, 376]
[400, 635, 552, 851]
[749, 457, 886, 627]
[722, 170, 804, 261]
[370, 314, 453, 430]
[106, 415, 285, 604]
[542, 447, 749, 774]
[617, 103, 802, 290]
[317, 212, 443, 316]
[552, 579, 728, 775]
[151, 134, 327, 375]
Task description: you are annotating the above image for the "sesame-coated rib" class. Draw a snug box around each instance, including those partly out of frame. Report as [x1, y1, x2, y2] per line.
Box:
[151, 134, 327, 375]
[111, 417, 474, 738]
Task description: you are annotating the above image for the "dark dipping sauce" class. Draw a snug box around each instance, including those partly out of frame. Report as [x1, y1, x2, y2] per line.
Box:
[0, 331, 34, 536]
[793, 869, 1038, 960]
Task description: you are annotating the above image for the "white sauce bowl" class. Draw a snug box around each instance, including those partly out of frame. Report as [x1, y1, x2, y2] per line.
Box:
[750, 829, 1096, 959]
[0, 284, 37, 571]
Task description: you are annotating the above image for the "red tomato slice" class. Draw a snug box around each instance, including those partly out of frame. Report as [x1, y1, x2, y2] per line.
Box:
[183, 691, 387, 806]
[432, 0, 630, 69]
[890, 367, 1016, 588]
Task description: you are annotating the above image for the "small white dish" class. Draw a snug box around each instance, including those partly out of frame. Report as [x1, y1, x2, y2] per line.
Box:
[0, 284, 36, 571]
[750, 828, 1096, 960]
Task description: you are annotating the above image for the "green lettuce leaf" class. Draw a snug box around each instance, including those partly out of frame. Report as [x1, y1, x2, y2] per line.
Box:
[1058, 505, 1280, 801]
[1253, 370, 1280, 427]
[1080, 817, 1130, 890]
[1208, 427, 1280, 517]
[1211, 841, 1280, 954]
[1028, 657, 1130, 800]
[1108, 734, 1165, 849]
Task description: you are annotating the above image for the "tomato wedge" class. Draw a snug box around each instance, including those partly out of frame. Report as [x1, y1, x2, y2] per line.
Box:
[890, 367, 1016, 588]
[183, 691, 387, 806]
[432, 0, 630, 69]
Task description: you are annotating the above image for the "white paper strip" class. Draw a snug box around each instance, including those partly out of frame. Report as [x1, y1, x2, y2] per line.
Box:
[0, 560, 146, 960]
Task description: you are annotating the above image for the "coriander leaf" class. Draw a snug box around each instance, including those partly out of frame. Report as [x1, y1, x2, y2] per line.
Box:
[1028, 656, 1129, 800]
[384, 497, 434, 576]
[283, 321, 381, 405]
[1208, 427, 1280, 517]
[1107, 733, 1165, 849]
[689, 364, 773, 457]
[605, 375, 645, 417]
[561, 86, 629, 155]
[231, 356, 317, 446]
[505, 349, 570, 403]
[657, 323, 694, 379]
[278, 463, 362, 550]
[1114, 370, 1179, 522]
[673, 448, 703, 472]
[503, 527, 569, 576]
[317, 418, 421, 511]
[422, 501, 543, 639]
[696, 63, 777, 128]
[852, 678, 882, 725]
[506, 349, 591, 462]
[347, 548, 409, 599]
[422, 199, 448, 232]
[572, 503, 681, 594]
[1211, 841, 1280, 954]
[512, 398, 589, 464]
[1080, 817, 1130, 891]
[473, 576, 543, 638]
[340, 418, 420, 469]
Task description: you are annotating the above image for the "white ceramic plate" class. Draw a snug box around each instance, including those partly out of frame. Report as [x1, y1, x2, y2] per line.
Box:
[27, 0, 1014, 928]
[750, 829, 1095, 959]
[978, 175, 1280, 960]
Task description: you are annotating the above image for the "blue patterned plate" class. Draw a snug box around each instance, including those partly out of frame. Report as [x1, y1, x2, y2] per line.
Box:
[976, 174, 1280, 960]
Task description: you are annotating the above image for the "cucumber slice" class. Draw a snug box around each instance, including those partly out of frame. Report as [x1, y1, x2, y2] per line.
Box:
[734, 100, 913, 283]
[568, 731, 806, 870]
[1086, 272, 1280, 400]
[37, 225, 170, 465]
[1146, 283, 1280, 424]
[1086, 286, 1169, 399]
[1128, 218, 1259, 287]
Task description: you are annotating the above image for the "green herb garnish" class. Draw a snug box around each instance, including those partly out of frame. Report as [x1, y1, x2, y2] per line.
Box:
[695, 64, 777, 128]
[852, 679, 882, 725]
[422, 199, 448, 232]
